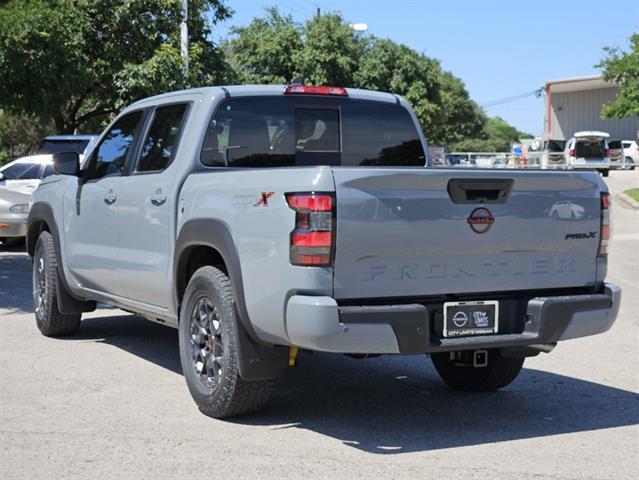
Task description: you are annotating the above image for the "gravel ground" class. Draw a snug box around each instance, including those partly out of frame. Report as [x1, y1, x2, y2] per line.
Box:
[1, 170, 637, 480]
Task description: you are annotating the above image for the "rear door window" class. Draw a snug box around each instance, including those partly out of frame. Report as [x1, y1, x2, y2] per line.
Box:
[136, 103, 189, 172]
[201, 96, 425, 168]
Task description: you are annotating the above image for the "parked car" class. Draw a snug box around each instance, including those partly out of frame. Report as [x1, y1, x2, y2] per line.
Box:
[0, 188, 32, 246]
[541, 139, 566, 169]
[27, 84, 620, 418]
[37, 134, 99, 163]
[607, 140, 625, 170]
[0, 155, 54, 244]
[622, 140, 638, 170]
[565, 131, 610, 176]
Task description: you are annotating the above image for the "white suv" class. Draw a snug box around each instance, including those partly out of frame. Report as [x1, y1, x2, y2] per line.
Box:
[565, 131, 610, 177]
[622, 140, 638, 170]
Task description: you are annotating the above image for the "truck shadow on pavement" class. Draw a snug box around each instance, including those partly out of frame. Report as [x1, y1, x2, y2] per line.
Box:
[0, 245, 33, 314]
[72, 313, 639, 455]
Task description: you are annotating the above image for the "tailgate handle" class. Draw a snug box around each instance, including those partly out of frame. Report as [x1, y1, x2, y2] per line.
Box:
[447, 179, 513, 204]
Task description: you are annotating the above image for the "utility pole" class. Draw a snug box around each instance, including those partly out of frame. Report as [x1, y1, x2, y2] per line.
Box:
[316, 7, 320, 17]
[181, 0, 189, 72]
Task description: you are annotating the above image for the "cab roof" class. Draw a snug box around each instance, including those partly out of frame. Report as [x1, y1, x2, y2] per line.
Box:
[128, 84, 401, 109]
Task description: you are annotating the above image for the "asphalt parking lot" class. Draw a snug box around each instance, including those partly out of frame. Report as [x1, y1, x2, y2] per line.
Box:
[1, 170, 637, 480]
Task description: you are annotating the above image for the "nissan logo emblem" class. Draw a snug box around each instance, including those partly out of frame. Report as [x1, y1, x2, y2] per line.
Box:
[467, 207, 495, 234]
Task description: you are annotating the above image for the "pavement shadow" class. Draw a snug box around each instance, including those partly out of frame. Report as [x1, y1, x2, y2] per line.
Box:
[71, 314, 639, 455]
[0, 242, 32, 314]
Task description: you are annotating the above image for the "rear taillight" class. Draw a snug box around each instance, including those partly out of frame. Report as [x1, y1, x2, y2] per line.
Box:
[599, 193, 611, 256]
[605, 148, 611, 158]
[569, 148, 575, 157]
[286, 193, 335, 266]
[284, 85, 348, 96]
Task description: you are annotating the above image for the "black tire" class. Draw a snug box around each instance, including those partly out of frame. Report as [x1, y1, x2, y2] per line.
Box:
[32, 231, 81, 336]
[626, 158, 635, 170]
[431, 349, 524, 392]
[601, 169, 609, 177]
[178, 266, 272, 418]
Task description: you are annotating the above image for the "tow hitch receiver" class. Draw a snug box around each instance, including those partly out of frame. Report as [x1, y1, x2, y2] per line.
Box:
[448, 349, 488, 367]
[473, 350, 488, 368]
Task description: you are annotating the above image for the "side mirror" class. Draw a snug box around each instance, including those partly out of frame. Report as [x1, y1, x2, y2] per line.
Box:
[53, 152, 80, 176]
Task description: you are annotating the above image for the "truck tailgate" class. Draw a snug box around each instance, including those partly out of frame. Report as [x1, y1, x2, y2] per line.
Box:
[332, 168, 602, 299]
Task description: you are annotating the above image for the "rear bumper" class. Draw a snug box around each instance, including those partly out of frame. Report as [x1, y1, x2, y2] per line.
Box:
[570, 161, 610, 170]
[284, 283, 621, 354]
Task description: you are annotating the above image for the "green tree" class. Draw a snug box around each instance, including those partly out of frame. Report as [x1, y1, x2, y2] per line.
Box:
[224, 7, 302, 84]
[0, 110, 54, 165]
[297, 13, 362, 86]
[225, 11, 485, 145]
[452, 116, 531, 152]
[597, 33, 639, 119]
[0, 0, 231, 134]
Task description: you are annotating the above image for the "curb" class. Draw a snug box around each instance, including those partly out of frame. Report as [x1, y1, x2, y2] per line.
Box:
[616, 193, 639, 210]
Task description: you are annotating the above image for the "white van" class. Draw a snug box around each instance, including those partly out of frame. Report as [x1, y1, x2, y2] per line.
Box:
[565, 131, 610, 177]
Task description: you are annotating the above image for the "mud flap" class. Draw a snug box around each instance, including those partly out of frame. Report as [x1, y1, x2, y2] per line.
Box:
[235, 306, 289, 381]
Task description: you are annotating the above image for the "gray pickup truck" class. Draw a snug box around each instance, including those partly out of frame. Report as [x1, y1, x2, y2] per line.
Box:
[27, 84, 620, 418]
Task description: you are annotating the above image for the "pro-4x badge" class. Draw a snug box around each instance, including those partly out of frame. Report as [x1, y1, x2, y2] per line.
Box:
[255, 192, 274, 207]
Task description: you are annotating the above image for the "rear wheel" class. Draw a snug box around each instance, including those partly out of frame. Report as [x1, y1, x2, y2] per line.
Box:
[626, 158, 635, 170]
[178, 266, 272, 418]
[32, 231, 81, 336]
[431, 349, 524, 392]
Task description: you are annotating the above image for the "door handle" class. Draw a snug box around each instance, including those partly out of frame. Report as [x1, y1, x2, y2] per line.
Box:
[104, 190, 117, 205]
[151, 189, 167, 206]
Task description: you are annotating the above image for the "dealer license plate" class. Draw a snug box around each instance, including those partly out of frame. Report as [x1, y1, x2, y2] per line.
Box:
[443, 300, 499, 338]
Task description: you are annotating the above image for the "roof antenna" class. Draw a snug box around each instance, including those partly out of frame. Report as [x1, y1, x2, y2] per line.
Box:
[290, 76, 305, 86]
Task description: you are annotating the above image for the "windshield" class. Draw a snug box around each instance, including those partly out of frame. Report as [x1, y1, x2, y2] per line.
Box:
[38, 139, 89, 155]
[201, 96, 425, 167]
[0, 162, 42, 180]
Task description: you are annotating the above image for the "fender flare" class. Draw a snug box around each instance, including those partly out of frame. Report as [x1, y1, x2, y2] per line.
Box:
[26, 203, 96, 314]
[174, 219, 288, 381]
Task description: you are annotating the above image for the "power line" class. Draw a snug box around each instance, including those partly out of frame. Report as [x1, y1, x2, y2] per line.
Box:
[480, 88, 544, 108]
[282, 0, 314, 16]
[272, 0, 309, 18]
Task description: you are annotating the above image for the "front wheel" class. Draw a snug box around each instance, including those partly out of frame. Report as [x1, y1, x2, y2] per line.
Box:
[178, 266, 272, 418]
[431, 349, 524, 392]
[32, 231, 81, 336]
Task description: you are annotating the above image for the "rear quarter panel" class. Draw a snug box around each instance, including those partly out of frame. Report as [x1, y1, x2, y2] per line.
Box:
[178, 167, 335, 344]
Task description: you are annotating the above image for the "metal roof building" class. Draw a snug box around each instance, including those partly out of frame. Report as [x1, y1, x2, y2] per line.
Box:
[544, 75, 638, 140]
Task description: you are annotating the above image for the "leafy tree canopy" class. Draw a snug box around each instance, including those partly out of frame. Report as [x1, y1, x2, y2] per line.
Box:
[225, 8, 485, 145]
[0, 0, 231, 133]
[597, 33, 639, 119]
[452, 116, 532, 152]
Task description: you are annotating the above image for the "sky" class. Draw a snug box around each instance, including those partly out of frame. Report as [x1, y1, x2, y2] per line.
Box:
[214, 0, 638, 136]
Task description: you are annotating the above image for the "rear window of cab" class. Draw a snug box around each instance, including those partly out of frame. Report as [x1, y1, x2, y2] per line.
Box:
[200, 96, 425, 168]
